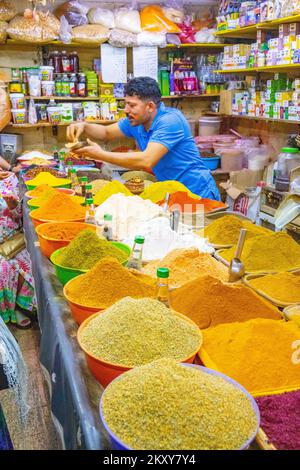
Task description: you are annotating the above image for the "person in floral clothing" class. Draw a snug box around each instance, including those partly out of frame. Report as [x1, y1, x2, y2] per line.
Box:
[0, 170, 36, 327]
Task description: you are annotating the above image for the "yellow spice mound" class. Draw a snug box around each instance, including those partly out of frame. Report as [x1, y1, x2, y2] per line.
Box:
[33, 192, 85, 220]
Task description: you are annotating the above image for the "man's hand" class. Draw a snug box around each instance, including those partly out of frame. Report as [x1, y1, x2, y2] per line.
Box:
[3, 194, 19, 210]
[74, 139, 105, 160]
[67, 122, 86, 142]
[0, 171, 11, 181]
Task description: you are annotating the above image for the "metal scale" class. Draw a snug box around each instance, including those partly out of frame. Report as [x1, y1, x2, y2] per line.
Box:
[0, 133, 23, 165]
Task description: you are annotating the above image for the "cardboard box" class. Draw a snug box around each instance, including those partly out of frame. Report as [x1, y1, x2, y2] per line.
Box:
[220, 90, 236, 115]
[279, 23, 290, 38]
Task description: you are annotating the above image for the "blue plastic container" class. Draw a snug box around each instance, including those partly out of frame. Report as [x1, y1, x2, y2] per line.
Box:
[200, 156, 221, 171]
[99, 364, 260, 451]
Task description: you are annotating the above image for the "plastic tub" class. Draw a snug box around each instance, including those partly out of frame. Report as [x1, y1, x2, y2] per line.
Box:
[29, 209, 85, 228]
[218, 148, 244, 171]
[200, 156, 220, 171]
[11, 108, 26, 124]
[36, 222, 97, 259]
[99, 363, 260, 450]
[25, 180, 72, 190]
[247, 147, 269, 170]
[198, 117, 222, 137]
[78, 311, 201, 388]
[10, 93, 25, 109]
[63, 282, 103, 325]
[40, 66, 54, 81]
[25, 188, 75, 199]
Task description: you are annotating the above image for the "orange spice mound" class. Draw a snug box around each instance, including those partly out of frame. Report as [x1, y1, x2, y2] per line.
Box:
[143, 248, 229, 288]
[171, 275, 282, 329]
[33, 192, 85, 220]
[41, 223, 95, 241]
[28, 184, 57, 198]
[157, 191, 226, 213]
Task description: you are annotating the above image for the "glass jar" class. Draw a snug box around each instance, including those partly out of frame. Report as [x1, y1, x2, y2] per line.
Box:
[277, 148, 300, 179]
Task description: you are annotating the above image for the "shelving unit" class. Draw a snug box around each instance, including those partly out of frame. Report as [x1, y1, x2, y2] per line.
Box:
[216, 13, 300, 38]
[216, 64, 300, 74]
[23, 94, 220, 101]
[205, 112, 300, 125]
[7, 120, 116, 128]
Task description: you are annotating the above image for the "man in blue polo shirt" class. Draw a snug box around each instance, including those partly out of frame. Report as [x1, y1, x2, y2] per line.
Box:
[67, 77, 220, 200]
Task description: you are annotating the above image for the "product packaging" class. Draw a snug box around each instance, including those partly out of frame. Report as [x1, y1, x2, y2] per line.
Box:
[88, 8, 115, 28]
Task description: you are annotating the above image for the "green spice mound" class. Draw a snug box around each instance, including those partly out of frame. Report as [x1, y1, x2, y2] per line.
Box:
[56, 229, 127, 269]
[102, 358, 258, 450]
[79, 297, 202, 367]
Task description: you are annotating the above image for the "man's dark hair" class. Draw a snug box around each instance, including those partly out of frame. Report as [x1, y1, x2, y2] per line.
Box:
[125, 77, 161, 106]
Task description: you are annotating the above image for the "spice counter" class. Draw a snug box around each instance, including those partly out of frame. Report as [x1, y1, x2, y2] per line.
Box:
[22, 192, 109, 450]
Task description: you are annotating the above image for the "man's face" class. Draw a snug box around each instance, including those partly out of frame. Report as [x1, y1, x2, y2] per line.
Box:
[124, 95, 155, 126]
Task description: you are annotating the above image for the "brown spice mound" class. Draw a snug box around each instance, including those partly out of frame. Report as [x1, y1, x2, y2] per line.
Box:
[171, 275, 282, 329]
[143, 248, 228, 288]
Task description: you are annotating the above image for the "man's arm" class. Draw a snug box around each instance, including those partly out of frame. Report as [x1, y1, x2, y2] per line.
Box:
[67, 122, 126, 142]
[75, 141, 168, 171]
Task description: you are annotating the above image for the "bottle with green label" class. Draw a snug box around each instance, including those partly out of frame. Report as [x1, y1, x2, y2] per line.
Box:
[127, 236, 145, 271]
[156, 267, 170, 307]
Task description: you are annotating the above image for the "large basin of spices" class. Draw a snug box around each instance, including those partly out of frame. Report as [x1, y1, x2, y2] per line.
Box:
[36, 222, 97, 259]
[77, 310, 202, 388]
[25, 188, 75, 199]
[243, 271, 300, 308]
[63, 286, 103, 325]
[51, 242, 131, 285]
[29, 209, 85, 228]
[99, 362, 260, 450]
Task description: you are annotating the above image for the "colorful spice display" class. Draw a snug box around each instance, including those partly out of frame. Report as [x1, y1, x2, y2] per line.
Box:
[102, 358, 258, 450]
[56, 231, 127, 270]
[33, 192, 85, 221]
[221, 233, 300, 272]
[79, 298, 202, 367]
[26, 172, 71, 188]
[24, 167, 63, 180]
[91, 179, 109, 196]
[202, 319, 300, 395]
[140, 180, 199, 203]
[65, 257, 156, 308]
[256, 390, 300, 451]
[93, 181, 132, 206]
[171, 275, 281, 329]
[203, 215, 271, 246]
[157, 191, 227, 213]
[143, 248, 228, 287]
[248, 272, 300, 305]
[40, 223, 95, 241]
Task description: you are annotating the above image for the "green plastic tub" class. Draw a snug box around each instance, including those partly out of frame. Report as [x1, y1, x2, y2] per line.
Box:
[50, 242, 131, 285]
[25, 182, 72, 191]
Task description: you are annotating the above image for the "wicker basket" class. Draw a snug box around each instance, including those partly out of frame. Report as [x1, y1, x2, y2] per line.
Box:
[124, 180, 145, 194]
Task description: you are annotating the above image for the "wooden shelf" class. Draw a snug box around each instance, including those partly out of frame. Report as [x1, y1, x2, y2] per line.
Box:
[7, 120, 116, 128]
[216, 63, 300, 74]
[162, 94, 220, 99]
[24, 94, 220, 101]
[5, 39, 224, 49]
[216, 13, 300, 38]
[207, 112, 300, 125]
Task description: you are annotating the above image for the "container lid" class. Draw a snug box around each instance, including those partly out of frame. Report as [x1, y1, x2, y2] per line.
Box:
[85, 184, 92, 189]
[67, 160, 73, 165]
[70, 168, 77, 173]
[134, 235, 145, 244]
[81, 176, 88, 182]
[157, 267, 169, 278]
[86, 198, 94, 205]
[104, 214, 112, 221]
[281, 147, 299, 154]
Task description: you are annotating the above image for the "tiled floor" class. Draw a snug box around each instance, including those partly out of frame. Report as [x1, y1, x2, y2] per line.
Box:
[0, 322, 61, 450]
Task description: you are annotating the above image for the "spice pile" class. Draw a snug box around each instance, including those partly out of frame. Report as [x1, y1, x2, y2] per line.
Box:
[157, 191, 227, 213]
[102, 358, 258, 450]
[123, 217, 213, 262]
[256, 390, 300, 451]
[26, 172, 71, 188]
[143, 248, 228, 287]
[95, 194, 163, 240]
[248, 272, 300, 304]
[91, 179, 109, 196]
[171, 275, 281, 329]
[40, 222, 95, 241]
[203, 215, 270, 246]
[140, 180, 199, 203]
[221, 232, 300, 272]
[26, 184, 56, 198]
[202, 319, 300, 395]
[24, 167, 62, 180]
[93, 181, 132, 206]
[65, 257, 156, 308]
[79, 297, 201, 367]
[33, 192, 85, 221]
[56, 230, 127, 270]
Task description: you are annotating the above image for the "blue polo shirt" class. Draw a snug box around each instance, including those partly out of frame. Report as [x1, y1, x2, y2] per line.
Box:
[118, 103, 220, 200]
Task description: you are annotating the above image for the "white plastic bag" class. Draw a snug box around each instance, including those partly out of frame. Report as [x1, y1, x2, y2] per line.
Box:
[28, 98, 37, 125]
[88, 7, 115, 28]
[59, 15, 72, 43]
[114, 7, 141, 34]
[55, 1, 88, 26]
[109, 28, 137, 47]
[137, 31, 167, 47]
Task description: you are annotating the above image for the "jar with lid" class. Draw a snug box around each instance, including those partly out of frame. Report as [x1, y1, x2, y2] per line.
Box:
[69, 74, 78, 97]
[275, 147, 300, 191]
[78, 74, 87, 97]
[49, 51, 62, 74]
[61, 51, 71, 73]
[69, 52, 79, 73]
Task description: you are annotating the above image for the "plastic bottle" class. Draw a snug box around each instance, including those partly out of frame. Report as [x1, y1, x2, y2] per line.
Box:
[78, 74, 87, 98]
[55, 74, 63, 97]
[49, 51, 62, 73]
[58, 152, 66, 175]
[85, 198, 96, 225]
[160, 70, 170, 97]
[127, 236, 145, 271]
[69, 51, 79, 73]
[70, 168, 80, 192]
[85, 183, 93, 204]
[66, 160, 73, 178]
[102, 214, 113, 241]
[61, 74, 70, 97]
[53, 146, 59, 163]
[61, 51, 71, 73]
[156, 268, 170, 307]
[69, 74, 78, 97]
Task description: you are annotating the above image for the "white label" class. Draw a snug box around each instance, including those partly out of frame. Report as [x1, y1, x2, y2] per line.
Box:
[101, 44, 127, 84]
[133, 47, 158, 82]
